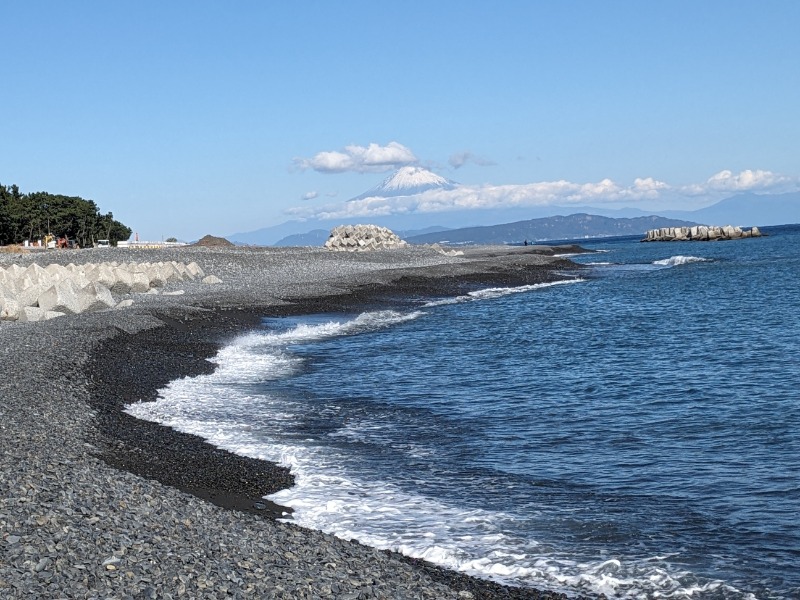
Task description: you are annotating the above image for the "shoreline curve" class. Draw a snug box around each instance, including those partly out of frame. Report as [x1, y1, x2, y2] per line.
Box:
[1, 243, 590, 600]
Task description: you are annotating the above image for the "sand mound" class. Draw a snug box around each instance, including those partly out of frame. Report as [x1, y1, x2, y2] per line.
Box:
[193, 235, 234, 247]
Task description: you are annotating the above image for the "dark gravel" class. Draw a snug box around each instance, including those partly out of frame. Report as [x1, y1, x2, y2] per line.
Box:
[0, 244, 592, 599]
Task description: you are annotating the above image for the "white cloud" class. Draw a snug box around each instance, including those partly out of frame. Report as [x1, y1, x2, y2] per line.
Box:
[288, 176, 674, 220]
[682, 169, 797, 195]
[287, 168, 800, 220]
[295, 142, 417, 174]
[449, 151, 496, 169]
[632, 177, 669, 195]
[301, 191, 319, 201]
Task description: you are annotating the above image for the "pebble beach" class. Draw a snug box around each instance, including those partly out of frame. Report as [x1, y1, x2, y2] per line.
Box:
[0, 243, 588, 599]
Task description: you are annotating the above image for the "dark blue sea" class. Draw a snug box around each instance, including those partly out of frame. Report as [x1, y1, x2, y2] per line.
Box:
[127, 225, 800, 599]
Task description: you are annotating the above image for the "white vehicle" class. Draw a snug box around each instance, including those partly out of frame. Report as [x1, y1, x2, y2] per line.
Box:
[96, 239, 111, 248]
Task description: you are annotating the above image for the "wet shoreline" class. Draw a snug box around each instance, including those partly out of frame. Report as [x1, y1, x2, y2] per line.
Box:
[1, 244, 589, 599]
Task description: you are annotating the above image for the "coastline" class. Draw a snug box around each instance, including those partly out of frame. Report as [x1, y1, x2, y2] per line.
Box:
[1, 244, 591, 599]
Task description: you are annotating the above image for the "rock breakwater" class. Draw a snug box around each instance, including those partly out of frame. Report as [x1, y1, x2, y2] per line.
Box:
[0, 260, 214, 323]
[324, 224, 408, 251]
[642, 225, 762, 242]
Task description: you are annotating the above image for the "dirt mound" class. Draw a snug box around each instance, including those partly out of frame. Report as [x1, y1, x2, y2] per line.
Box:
[193, 235, 234, 247]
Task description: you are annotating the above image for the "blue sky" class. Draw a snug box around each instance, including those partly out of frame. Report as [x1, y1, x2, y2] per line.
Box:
[2, 1, 798, 241]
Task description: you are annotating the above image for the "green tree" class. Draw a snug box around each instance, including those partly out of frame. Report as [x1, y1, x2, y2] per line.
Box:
[0, 184, 16, 245]
[0, 184, 131, 246]
[96, 212, 131, 245]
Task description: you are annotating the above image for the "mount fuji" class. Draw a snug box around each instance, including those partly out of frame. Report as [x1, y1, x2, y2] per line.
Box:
[351, 166, 458, 200]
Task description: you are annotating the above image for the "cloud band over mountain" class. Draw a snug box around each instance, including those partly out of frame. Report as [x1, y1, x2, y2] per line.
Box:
[288, 167, 799, 221]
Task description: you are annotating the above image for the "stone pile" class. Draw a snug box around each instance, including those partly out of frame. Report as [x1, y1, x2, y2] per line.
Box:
[429, 243, 465, 257]
[324, 224, 408, 251]
[643, 225, 762, 242]
[0, 260, 214, 323]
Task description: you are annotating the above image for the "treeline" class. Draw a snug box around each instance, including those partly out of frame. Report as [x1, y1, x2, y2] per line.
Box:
[0, 183, 131, 247]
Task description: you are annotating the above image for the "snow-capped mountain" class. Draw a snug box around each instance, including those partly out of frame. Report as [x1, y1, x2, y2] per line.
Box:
[351, 166, 458, 200]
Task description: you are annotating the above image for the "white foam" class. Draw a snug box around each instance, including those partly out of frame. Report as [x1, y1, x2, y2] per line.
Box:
[123, 302, 753, 600]
[257, 309, 425, 345]
[126, 309, 425, 429]
[269, 461, 751, 599]
[652, 255, 712, 267]
[424, 279, 584, 307]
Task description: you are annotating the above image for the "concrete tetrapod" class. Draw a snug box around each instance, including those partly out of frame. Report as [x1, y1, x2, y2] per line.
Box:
[0, 260, 220, 323]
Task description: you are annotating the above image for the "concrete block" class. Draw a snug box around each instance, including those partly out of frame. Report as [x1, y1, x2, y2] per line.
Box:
[131, 271, 150, 293]
[66, 270, 91, 288]
[172, 262, 190, 279]
[45, 264, 69, 281]
[186, 262, 205, 279]
[18, 306, 45, 322]
[6, 264, 24, 279]
[96, 264, 117, 289]
[15, 282, 47, 308]
[157, 263, 182, 285]
[38, 279, 86, 315]
[145, 265, 164, 287]
[111, 268, 133, 294]
[81, 263, 99, 281]
[9, 274, 35, 293]
[81, 282, 116, 311]
[0, 298, 21, 321]
[24, 263, 52, 285]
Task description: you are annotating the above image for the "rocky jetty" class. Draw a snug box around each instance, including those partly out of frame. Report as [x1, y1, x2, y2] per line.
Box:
[643, 225, 762, 242]
[0, 260, 216, 323]
[324, 224, 408, 251]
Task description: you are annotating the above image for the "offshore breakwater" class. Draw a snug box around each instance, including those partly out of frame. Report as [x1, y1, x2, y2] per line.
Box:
[642, 224, 762, 241]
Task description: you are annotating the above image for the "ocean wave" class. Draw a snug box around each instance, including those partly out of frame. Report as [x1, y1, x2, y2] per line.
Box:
[272, 446, 754, 599]
[128, 366, 756, 600]
[126, 309, 425, 411]
[124, 296, 757, 600]
[652, 255, 712, 267]
[256, 309, 425, 346]
[424, 279, 584, 307]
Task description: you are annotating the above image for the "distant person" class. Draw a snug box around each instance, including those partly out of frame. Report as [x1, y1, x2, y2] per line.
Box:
[523, 239, 528, 246]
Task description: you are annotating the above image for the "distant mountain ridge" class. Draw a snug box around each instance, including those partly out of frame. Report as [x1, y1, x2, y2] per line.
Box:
[228, 170, 800, 245]
[271, 214, 699, 247]
[660, 191, 800, 226]
[405, 213, 698, 246]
